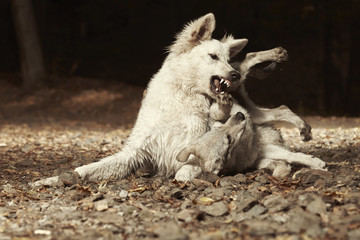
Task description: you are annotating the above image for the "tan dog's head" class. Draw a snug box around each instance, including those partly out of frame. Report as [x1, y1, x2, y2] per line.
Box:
[177, 111, 247, 174]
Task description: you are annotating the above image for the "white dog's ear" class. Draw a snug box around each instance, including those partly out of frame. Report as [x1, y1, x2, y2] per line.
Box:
[169, 13, 216, 54]
[222, 35, 248, 58]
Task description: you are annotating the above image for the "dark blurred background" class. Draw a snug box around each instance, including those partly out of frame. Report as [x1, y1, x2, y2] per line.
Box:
[1, 0, 360, 116]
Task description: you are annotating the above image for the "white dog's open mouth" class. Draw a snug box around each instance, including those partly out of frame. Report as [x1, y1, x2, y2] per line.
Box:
[210, 76, 232, 94]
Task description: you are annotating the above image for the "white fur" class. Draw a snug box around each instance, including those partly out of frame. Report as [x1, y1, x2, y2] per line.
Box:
[183, 94, 327, 178]
[74, 13, 247, 182]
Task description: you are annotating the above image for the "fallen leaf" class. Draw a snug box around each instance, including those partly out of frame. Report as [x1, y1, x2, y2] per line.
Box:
[197, 197, 215, 205]
[128, 186, 148, 193]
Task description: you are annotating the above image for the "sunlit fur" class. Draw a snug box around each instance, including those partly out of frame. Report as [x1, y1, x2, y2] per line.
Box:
[74, 13, 248, 181]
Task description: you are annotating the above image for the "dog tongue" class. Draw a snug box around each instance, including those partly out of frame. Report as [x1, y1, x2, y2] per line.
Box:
[214, 79, 221, 93]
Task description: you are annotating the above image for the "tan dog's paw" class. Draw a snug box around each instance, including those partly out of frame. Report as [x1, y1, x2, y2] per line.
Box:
[216, 93, 233, 108]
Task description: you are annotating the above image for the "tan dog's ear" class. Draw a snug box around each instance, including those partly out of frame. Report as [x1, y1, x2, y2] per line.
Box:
[176, 147, 193, 162]
[176, 145, 200, 164]
[222, 35, 248, 58]
[169, 13, 216, 54]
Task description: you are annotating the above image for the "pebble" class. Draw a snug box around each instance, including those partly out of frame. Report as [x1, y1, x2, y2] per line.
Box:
[306, 196, 327, 215]
[34, 229, 51, 235]
[285, 207, 323, 238]
[200, 201, 228, 217]
[246, 220, 277, 236]
[59, 171, 80, 186]
[348, 229, 360, 240]
[247, 204, 267, 217]
[119, 190, 128, 198]
[3, 119, 360, 239]
[95, 200, 109, 212]
[177, 209, 193, 222]
[263, 194, 289, 212]
[153, 222, 189, 240]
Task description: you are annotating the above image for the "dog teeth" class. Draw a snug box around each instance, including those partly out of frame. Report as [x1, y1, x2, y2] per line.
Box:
[218, 78, 231, 87]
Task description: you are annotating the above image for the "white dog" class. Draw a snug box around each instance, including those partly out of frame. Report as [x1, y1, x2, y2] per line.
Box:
[34, 13, 325, 185]
[74, 13, 249, 182]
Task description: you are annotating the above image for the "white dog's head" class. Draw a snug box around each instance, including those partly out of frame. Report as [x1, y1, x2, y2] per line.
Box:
[167, 13, 248, 98]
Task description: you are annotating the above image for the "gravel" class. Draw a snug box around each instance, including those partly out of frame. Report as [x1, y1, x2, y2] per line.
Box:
[0, 83, 359, 239]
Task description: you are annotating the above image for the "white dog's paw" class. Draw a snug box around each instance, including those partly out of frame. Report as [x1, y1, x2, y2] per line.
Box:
[174, 165, 202, 182]
[272, 163, 292, 178]
[74, 165, 87, 179]
[74, 164, 105, 182]
[309, 157, 328, 171]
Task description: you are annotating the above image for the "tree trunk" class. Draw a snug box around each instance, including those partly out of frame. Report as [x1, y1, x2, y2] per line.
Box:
[11, 0, 46, 89]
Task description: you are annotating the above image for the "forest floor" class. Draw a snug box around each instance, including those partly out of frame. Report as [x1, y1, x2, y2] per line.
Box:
[0, 77, 359, 240]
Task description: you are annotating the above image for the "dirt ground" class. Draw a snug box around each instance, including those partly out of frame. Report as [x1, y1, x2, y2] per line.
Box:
[0, 77, 359, 240]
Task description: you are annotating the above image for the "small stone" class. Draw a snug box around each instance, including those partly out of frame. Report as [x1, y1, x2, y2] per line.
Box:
[293, 168, 333, 186]
[64, 187, 91, 202]
[205, 188, 225, 201]
[247, 204, 267, 217]
[177, 209, 193, 222]
[219, 176, 238, 187]
[96, 212, 124, 224]
[200, 201, 228, 217]
[95, 199, 109, 211]
[60, 206, 77, 212]
[191, 179, 213, 190]
[344, 191, 360, 205]
[342, 203, 358, 215]
[348, 229, 360, 240]
[285, 207, 323, 238]
[20, 145, 32, 153]
[199, 172, 220, 183]
[2, 184, 17, 195]
[16, 159, 33, 167]
[119, 190, 128, 199]
[31, 176, 60, 187]
[180, 200, 192, 210]
[246, 220, 277, 236]
[234, 192, 257, 212]
[263, 194, 289, 212]
[297, 193, 315, 207]
[154, 222, 189, 240]
[306, 196, 327, 215]
[34, 229, 51, 235]
[59, 171, 81, 187]
[170, 188, 184, 199]
[255, 174, 269, 184]
[233, 173, 247, 183]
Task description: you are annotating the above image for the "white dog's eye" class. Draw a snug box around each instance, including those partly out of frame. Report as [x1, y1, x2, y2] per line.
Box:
[209, 54, 219, 60]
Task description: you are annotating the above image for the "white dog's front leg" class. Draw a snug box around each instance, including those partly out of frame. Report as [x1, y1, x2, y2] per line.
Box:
[174, 164, 202, 182]
[263, 144, 327, 171]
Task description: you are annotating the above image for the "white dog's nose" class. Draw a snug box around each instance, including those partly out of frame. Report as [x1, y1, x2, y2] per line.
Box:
[230, 70, 241, 81]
